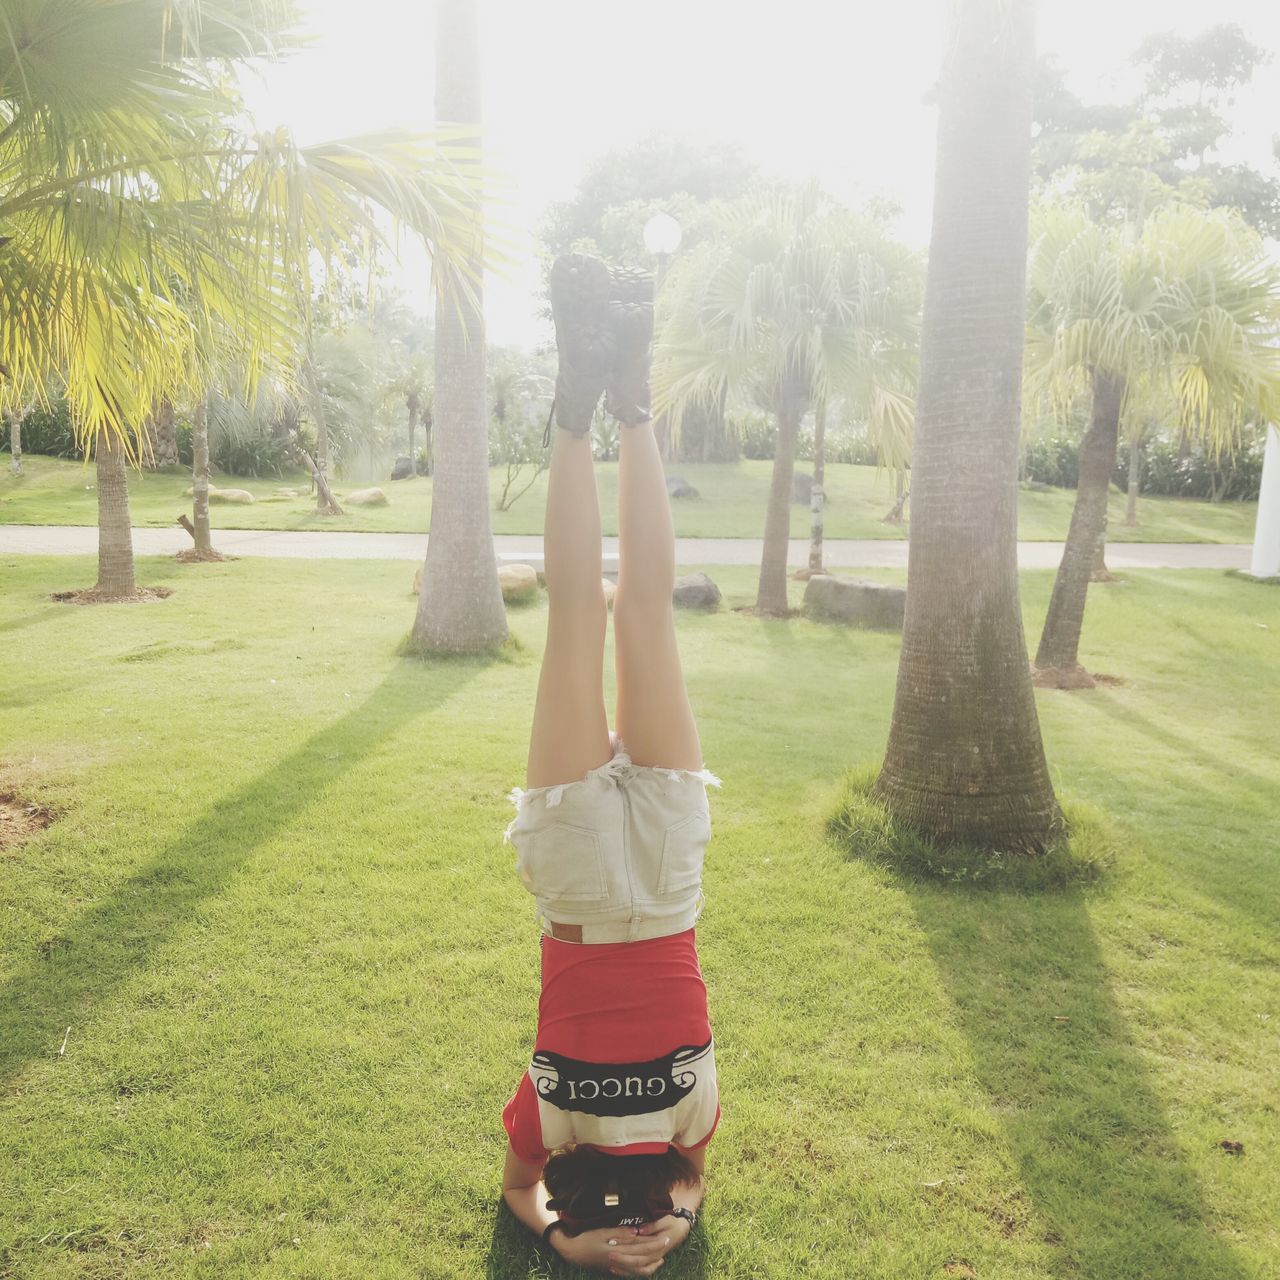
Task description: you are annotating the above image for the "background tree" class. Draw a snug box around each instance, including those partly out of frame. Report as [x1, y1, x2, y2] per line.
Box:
[657, 185, 921, 615]
[411, 0, 508, 654]
[0, 0, 482, 601]
[1033, 24, 1280, 234]
[488, 345, 552, 512]
[1028, 204, 1280, 684]
[876, 0, 1060, 853]
[542, 134, 758, 267]
[543, 134, 760, 465]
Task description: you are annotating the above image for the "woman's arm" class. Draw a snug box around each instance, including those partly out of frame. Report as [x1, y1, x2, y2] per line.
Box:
[632, 1144, 707, 1256]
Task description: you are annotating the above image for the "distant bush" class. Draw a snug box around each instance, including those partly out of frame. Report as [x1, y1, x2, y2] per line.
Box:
[210, 430, 292, 478]
[1022, 430, 1081, 489]
[732, 412, 888, 467]
[1022, 424, 1264, 501]
[8, 401, 80, 458]
[1131, 433, 1264, 502]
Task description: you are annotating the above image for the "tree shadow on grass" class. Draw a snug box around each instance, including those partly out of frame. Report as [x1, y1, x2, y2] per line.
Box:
[0, 654, 489, 1088]
[1082, 690, 1280, 935]
[485, 1201, 710, 1280]
[905, 881, 1249, 1280]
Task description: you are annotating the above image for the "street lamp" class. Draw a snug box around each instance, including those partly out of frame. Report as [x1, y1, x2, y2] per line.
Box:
[643, 211, 683, 259]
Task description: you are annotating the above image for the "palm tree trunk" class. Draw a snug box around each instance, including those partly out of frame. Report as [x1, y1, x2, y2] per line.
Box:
[1035, 369, 1125, 675]
[156, 399, 178, 467]
[94, 432, 138, 599]
[876, 0, 1058, 852]
[1124, 430, 1141, 526]
[7, 410, 21, 475]
[808, 398, 827, 574]
[757, 384, 802, 614]
[407, 402, 417, 464]
[411, 0, 507, 653]
[191, 396, 215, 555]
[143, 400, 179, 469]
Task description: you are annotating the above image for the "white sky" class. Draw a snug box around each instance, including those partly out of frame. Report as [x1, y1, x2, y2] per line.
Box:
[243, 0, 1280, 345]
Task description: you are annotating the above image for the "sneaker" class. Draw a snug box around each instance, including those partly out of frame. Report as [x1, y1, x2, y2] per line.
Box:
[546, 254, 615, 444]
[605, 265, 654, 426]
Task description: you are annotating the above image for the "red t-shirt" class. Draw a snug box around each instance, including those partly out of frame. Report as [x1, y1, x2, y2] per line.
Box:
[503, 928, 720, 1162]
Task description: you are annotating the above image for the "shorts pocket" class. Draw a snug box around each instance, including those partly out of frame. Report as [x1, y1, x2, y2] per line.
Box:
[522, 822, 608, 902]
[657, 807, 711, 895]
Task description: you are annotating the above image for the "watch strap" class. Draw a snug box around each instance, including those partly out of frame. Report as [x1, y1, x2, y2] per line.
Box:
[541, 1219, 566, 1248]
[672, 1207, 697, 1229]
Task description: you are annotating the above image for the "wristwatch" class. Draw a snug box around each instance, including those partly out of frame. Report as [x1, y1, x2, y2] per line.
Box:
[671, 1208, 697, 1230]
[541, 1219, 566, 1248]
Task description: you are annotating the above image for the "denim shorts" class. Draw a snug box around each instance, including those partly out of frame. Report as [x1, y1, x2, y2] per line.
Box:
[503, 733, 721, 944]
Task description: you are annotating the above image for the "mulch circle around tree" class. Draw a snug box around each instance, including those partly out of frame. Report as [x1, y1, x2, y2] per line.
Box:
[175, 549, 231, 563]
[1030, 664, 1126, 691]
[0, 791, 55, 851]
[50, 586, 174, 605]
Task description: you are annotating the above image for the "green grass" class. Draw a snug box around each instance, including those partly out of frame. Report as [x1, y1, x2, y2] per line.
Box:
[0, 454, 1261, 542]
[2, 555, 1277, 1278]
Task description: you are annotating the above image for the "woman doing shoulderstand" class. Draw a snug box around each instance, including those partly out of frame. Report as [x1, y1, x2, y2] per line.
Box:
[500, 255, 721, 1277]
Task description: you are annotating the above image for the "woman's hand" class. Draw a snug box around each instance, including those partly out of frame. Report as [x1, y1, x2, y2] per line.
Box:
[633, 1214, 693, 1262]
[553, 1223, 675, 1276]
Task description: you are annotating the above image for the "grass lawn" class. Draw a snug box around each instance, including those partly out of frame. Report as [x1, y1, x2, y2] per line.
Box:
[0, 453, 1261, 543]
[2, 555, 1277, 1279]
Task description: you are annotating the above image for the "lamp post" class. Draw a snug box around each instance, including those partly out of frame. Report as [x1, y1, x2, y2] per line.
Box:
[643, 212, 682, 462]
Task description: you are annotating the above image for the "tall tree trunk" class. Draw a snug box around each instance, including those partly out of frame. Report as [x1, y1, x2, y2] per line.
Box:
[7, 409, 21, 475]
[876, 0, 1058, 852]
[757, 384, 803, 614]
[94, 432, 138, 599]
[1035, 369, 1125, 674]
[808, 398, 827, 574]
[407, 399, 417, 464]
[191, 396, 215, 555]
[1124, 429, 1141, 526]
[412, 0, 507, 653]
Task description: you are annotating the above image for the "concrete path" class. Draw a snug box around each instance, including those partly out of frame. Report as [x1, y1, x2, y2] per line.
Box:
[0, 523, 1252, 570]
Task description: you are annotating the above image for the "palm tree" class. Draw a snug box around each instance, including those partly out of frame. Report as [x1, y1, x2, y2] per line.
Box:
[656, 186, 922, 615]
[411, 0, 509, 654]
[1028, 204, 1280, 683]
[0, 0, 482, 600]
[876, 0, 1060, 852]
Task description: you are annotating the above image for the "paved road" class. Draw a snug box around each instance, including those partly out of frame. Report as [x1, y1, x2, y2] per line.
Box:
[0, 524, 1252, 570]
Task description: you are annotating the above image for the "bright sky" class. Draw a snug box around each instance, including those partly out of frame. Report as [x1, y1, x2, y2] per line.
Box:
[243, 0, 1280, 345]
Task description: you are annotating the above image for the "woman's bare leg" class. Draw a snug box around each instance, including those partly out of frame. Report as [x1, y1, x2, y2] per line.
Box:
[526, 429, 612, 788]
[613, 420, 703, 771]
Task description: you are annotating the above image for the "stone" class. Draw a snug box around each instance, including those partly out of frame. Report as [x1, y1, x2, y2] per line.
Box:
[345, 487, 389, 506]
[803, 574, 905, 630]
[499, 562, 539, 603]
[183, 484, 216, 497]
[602, 578, 617, 611]
[792, 472, 814, 504]
[272, 486, 304, 498]
[209, 487, 255, 504]
[666, 475, 700, 499]
[672, 572, 721, 610]
[390, 456, 415, 481]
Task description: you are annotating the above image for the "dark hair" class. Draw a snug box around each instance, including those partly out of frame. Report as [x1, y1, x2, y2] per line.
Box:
[543, 1144, 699, 1227]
